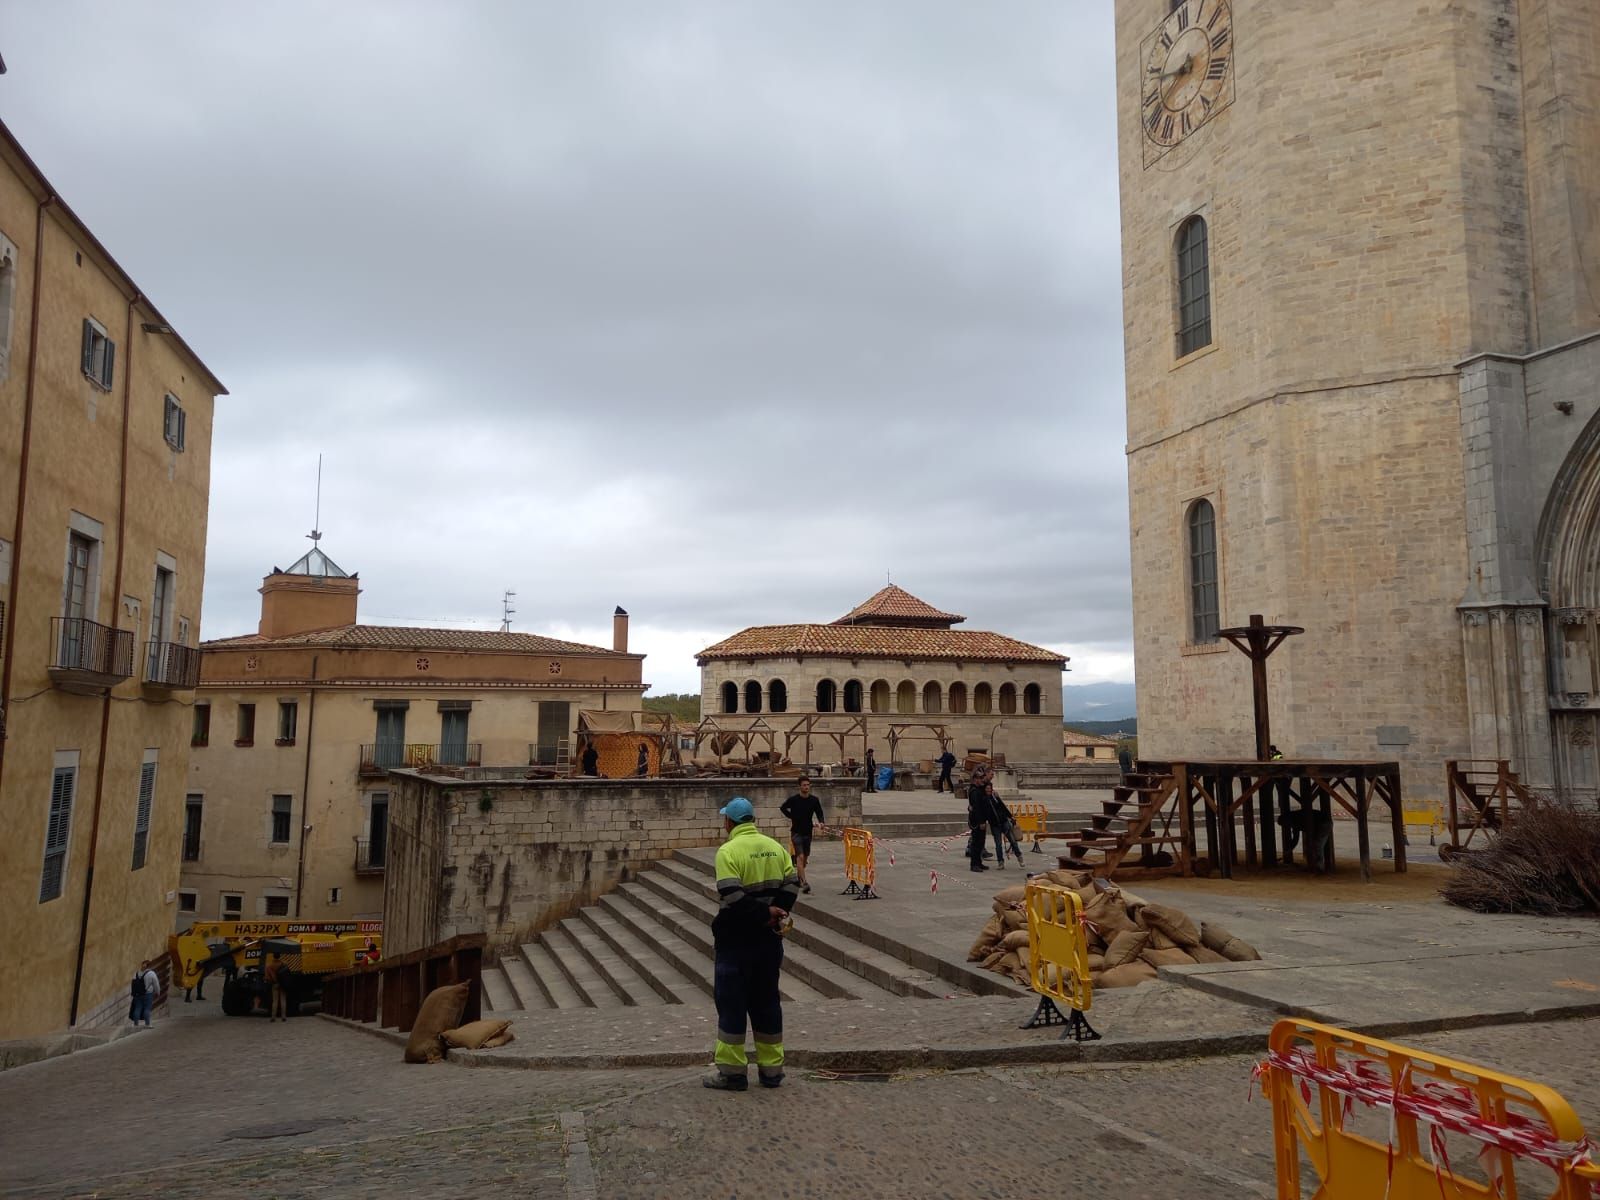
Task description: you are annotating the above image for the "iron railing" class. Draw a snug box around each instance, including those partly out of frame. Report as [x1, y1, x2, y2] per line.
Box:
[358, 743, 481, 774]
[49, 617, 134, 684]
[144, 640, 201, 689]
[354, 837, 386, 874]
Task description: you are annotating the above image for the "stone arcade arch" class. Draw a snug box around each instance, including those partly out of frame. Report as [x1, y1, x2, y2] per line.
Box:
[744, 680, 762, 714]
[816, 679, 837, 712]
[998, 682, 1017, 715]
[721, 682, 738, 714]
[923, 681, 942, 714]
[843, 679, 864, 713]
[869, 679, 891, 714]
[974, 683, 992, 715]
[1023, 683, 1042, 715]
[769, 679, 787, 714]
[896, 680, 916, 714]
[948, 682, 967, 714]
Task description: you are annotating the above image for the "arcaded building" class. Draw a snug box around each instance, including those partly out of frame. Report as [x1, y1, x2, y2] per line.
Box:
[184, 545, 644, 923]
[1117, 0, 1600, 800]
[696, 586, 1067, 764]
[0, 120, 226, 1038]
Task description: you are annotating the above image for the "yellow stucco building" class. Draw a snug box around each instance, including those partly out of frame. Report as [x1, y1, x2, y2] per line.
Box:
[0, 121, 226, 1039]
[184, 546, 645, 923]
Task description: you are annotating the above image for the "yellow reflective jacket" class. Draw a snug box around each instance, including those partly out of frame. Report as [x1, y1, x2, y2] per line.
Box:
[712, 822, 801, 945]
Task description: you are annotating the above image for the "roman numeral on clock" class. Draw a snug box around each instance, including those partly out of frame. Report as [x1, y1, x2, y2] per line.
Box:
[1147, 107, 1163, 133]
[1212, 29, 1230, 52]
[1176, 4, 1190, 31]
[1207, 6, 1224, 29]
[1161, 114, 1175, 140]
[1181, 111, 1193, 136]
[1208, 55, 1229, 80]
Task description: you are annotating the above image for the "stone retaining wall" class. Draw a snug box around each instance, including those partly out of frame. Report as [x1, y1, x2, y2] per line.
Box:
[382, 772, 862, 958]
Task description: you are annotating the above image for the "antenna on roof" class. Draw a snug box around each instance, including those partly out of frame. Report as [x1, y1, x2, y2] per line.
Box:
[307, 454, 323, 547]
[500, 589, 517, 632]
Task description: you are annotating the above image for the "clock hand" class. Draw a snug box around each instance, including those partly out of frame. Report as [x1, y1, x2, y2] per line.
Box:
[1159, 55, 1192, 82]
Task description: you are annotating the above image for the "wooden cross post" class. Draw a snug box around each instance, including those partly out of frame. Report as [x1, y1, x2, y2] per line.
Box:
[1217, 613, 1305, 761]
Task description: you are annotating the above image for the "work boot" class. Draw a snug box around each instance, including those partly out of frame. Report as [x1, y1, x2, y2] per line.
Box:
[970, 862, 988, 872]
[703, 1071, 749, 1092]
[759, 1072, 784, 1089]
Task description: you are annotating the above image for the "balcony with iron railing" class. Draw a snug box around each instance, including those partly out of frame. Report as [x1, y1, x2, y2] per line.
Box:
[49, 617, 134, 694]
[144, 640, 201, 690]
[358, 743, 482, 776]
[354, 838, 386, 875]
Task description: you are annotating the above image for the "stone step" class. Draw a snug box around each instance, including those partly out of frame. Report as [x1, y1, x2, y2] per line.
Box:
[538, 925, 626, 1009]
[670, 846, 1026, 998]
[554, 917, 667, 1008]
[576, 906, 695, 1005]
[518, 940, 586, 1009]
[596, 891, 718, 1001]
[649, 858, 950, 999]
[620, 877, 837, 1003]
[500, 951, 550, 1011]
[480, 965, 519, 1014]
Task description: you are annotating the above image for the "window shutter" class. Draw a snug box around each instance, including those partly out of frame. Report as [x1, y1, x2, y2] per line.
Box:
[177, 405, 186, 450]
[101, 339, 115, 388]
[81, 320, 93, 374]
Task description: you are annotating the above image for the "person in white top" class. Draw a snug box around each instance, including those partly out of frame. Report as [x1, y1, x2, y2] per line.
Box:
[130, 961, 159, 1027]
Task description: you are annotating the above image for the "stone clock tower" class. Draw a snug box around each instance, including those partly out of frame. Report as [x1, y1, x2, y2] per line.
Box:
[1115, 0, 1600, 800]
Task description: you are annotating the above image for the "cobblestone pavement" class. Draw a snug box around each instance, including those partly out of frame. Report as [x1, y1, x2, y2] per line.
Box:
[5, 998, 1595, 1199]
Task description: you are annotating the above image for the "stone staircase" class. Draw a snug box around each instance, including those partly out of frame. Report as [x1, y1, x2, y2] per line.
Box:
[480, 849, 1019, 1014]
[1050, 771, 1182, 878]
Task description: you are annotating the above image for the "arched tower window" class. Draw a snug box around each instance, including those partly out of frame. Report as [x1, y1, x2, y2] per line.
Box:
[922, 682, 942, 714]
[843, 679, 864, 713]
[1188, 498, 1220, 643]
[948, 682, 968, 714]
[1023, 683, 1042, 715]
[998, 683, 1017, 715]
[769, 680, 787, 713]
[721, 681, 738, 714]
[869, 680, 891, 714]
[896, 681, 916, 714]
[816, 679, 837, 713]
[974, 683, 993, 715]
[744, 680, 762, 714]
[1176, 216, 1212, 357]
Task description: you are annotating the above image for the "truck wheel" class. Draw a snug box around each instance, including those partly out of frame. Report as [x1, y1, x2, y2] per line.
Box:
[221, 977, 253, 1017]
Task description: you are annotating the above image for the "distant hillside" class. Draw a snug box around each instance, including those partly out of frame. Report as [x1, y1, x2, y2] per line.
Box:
[1061, 681, 1136, 723]
[643, 692, 700, 723]
[1064, 718, 1137, 738]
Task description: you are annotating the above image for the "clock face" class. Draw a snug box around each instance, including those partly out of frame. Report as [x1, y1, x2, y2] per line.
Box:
[1140, 0, 1234, 167]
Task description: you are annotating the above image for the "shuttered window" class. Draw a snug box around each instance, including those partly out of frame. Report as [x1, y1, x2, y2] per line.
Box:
[40, 766, 76, 902]
[80, 318, 114, 389]
[131, 759, 156, 870]
[163, 394, 186, 451]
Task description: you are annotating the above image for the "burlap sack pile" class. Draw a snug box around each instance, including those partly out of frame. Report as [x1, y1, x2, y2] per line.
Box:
[965, 871, 1261, 991]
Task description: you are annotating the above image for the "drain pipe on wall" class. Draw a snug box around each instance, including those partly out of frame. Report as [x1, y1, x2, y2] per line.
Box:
[0, 192, 54, 789]
[69, 289, 140, 1026]
[293, 655, 318, 916]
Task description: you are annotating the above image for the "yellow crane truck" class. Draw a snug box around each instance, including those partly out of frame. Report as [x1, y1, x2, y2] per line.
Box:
[169, 920, 382, 1018]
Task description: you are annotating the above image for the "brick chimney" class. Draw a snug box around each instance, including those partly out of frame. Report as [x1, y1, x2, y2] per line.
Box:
[613, 606, 629, 653]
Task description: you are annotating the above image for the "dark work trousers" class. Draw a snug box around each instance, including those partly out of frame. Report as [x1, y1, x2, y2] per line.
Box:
[937, 765, 954, 793]
[968, 824, 987, 866]
[712, 936, 785, 1082]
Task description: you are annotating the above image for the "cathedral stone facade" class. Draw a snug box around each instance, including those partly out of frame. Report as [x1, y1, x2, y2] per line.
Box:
[696, 586, 1066, 765]
[1116, 0, 1600, 800]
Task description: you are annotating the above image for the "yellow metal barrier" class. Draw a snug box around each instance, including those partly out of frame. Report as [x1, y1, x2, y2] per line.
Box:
[1020, 882, 1098, 1041]
[1011, 802, 1049, 851]
[1265, 1019, 1600, 1198]
[1401, 801, 1446, 843]
[840, 827, 878, 900]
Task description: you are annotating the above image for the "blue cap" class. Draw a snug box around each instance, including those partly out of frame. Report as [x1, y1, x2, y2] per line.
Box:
[719, 797, 754, 823]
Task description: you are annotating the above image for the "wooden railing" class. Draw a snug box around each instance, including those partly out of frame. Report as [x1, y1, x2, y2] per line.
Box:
[1443, 759, 1537, 856]
[320, 932, 484, 1033]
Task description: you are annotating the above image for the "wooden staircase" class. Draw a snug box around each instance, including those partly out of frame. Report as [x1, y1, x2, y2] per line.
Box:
[1048, 770, 1181, 879]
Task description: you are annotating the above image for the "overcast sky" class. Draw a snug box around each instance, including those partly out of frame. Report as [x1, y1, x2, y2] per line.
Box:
[4, 3, 1129, 696]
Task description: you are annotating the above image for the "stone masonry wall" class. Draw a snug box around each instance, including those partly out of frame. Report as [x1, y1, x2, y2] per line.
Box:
[383, 773, 862, 958]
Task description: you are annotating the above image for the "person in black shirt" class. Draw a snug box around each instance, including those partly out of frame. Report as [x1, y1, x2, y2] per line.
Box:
[779, 776, 827, 894]
[935, 748, 957, 793]
[967, 776, 994, 872]
[864, 748, 877, 793]
[581, 741, 600, 777]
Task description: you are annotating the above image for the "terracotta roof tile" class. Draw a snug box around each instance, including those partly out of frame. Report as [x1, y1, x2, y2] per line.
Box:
[834, 585, 964, 626]
[696, 624, 1065, 665]
[203, 624, 627, 657]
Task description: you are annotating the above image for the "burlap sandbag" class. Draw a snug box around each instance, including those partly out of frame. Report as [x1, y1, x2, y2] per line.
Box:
[982, 949, 1008, 971]
[1086, 953, 1106, 973]
[1200, 921, 1262, 961]
[1001, 929, 1031, 952]
[1139, 946, 1198, 968]
[480, 1028, 515, 1049]
[1144, 927, 1179, 951]
[1043, 869, 1092, 891]
[992, 885, 1027, 906]
[404, 981, 470, 1064]
[441, 1018, 513, 1050]
[1083, 891, 1138, 936]
[1137, 903, 1201, 947]
[995, 950, 1022, 975]
[1096, 960, 1158, 989]
[1190, 945, 1229, 964]
[1102, 929, 1150, 969]
[1000, 909, 1026, 933]
[968, 916, 1004, 961]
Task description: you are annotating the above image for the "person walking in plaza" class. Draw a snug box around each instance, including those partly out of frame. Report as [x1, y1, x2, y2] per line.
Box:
[779, 776, 827, 894]
[967, 775, 994, 871]
[935, 747, 956, 793]
[988, 781, 1026, 864]
[129, 961, 157, 1027]
[265, 952, 287, 1022]
[864, 747, 877, 793]
[705, 797, 801, 1092]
